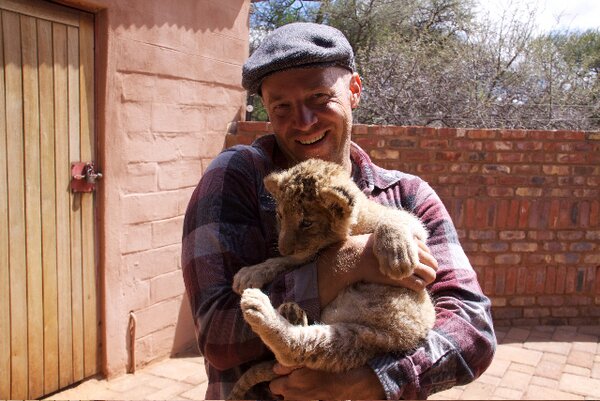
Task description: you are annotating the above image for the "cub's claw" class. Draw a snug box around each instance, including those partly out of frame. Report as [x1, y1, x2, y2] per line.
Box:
[278, 302, 308, 326]
[240, 288, 277, 329]
[233, 266, 265, 294]
[373, 224, 419, 279]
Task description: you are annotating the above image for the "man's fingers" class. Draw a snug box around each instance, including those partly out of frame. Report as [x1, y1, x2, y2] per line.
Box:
[273, 362, 301, 375]
[417, 240, 438, 271]
[411, 240, 438, 287]
[399, 275, 426, 292]
[414, 262, 436, 286]
[269, 374, 285, 396]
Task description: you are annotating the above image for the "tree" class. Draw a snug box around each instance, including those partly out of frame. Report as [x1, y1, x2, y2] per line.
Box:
[247, 0, 600, 130]
[249, 0, 320, 51]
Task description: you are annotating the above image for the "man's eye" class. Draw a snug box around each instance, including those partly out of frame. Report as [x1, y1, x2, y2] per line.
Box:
[313, 93, 330, 103]
[272, 104, 290, 115]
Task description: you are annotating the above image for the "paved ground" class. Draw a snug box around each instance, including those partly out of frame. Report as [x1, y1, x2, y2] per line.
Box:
[46, 325, 600, 400]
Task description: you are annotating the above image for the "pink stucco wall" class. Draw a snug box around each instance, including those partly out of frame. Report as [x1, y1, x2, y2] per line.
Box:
[57, 0, 250, 377]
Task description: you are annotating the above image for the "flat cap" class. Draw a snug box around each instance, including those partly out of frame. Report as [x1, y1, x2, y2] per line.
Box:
[242, 22, 355, 94]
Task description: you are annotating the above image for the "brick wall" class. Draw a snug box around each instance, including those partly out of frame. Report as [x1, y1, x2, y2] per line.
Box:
[229, 122, 600, 326]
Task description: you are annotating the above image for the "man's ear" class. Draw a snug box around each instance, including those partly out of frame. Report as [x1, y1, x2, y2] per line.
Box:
[264, 173, 282, 197]
[349, 73, 362, 109]
[320, 186, 354, 218]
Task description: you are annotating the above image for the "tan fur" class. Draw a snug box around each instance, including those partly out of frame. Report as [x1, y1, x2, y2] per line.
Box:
[228, 159, 435, 399]
[227, 302, 308, 400]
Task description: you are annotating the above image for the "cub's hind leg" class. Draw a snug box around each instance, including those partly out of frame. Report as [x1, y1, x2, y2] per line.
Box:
[241, 289, 314, 368]
[241, 290, 396, 371]
[229, 297, 309, 399]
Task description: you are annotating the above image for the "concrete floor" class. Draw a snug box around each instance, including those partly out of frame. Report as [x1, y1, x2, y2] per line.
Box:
[46, 325, 600, 400]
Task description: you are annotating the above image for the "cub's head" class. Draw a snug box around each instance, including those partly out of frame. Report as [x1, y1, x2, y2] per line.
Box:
[264, 159, 358, 260]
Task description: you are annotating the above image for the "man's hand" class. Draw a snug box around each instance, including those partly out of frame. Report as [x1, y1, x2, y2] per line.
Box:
[401, 239, 439, 291]
[317, 234, 438, 308]
[269, 363, 386, 400]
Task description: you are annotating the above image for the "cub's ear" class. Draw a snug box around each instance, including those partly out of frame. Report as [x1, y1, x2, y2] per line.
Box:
[320, 186, 354, 218]
[263, 173, 282, 197]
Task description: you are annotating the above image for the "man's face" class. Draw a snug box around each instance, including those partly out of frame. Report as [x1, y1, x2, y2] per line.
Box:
[260, 67, 361, 171]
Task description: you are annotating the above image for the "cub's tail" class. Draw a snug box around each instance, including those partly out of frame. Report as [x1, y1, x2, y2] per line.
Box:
[227, 360, 278, 400]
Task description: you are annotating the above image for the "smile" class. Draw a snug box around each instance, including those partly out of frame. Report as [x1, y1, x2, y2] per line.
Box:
[297, 132, 326, 145]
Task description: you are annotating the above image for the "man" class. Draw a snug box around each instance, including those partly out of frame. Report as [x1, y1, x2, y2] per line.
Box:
[182, 22, 496, 399]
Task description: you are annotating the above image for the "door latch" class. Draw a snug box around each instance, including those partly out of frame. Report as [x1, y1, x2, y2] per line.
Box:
[71, 162, 102, 192]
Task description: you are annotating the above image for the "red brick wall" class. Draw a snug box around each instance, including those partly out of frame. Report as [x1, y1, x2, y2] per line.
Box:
[228, 122, 600, 326]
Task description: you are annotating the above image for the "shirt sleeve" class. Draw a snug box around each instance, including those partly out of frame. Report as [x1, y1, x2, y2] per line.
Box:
[368, 180, 497, 399]
[181, 148, 320, 371]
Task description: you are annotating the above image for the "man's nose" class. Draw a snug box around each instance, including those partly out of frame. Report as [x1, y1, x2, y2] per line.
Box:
[293, 103, 317, 130]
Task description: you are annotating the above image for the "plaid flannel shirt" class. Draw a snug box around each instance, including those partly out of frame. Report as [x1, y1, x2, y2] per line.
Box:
[182, 134, 496, 399]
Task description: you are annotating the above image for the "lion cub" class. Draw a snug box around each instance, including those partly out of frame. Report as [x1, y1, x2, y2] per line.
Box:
[229, 159, 435, 399]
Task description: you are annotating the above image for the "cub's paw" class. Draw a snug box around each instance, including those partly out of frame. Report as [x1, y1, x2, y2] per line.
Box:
[240, 288, 277, 329]
[278, 302, 308, 326]
[233, 265, 266, 295]
[373, 223, 419, 279]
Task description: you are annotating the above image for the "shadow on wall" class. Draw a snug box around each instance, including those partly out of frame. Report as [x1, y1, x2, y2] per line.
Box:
[113, 0, 247, 33]
[123, 292, 198, 373]
[56, 0, 248, 33]
[172, 292, 199, 357]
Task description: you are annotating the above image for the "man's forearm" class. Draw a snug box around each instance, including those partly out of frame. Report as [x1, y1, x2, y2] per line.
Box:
[316, 235, 372, 307]
[316, 234, 435, 308]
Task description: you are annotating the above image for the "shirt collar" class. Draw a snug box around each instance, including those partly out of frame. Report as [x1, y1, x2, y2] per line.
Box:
[350, 142, 402, 194]
[254, 135, 401, 194]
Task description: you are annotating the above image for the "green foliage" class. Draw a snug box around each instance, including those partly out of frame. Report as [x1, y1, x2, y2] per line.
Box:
[249, 0, 321, 52]
[250, 0, 319, 31]
[246, 94, 269, 122]
[547, 29, 600, 74]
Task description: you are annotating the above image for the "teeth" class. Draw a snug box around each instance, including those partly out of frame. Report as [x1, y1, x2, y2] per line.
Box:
[298, 132, 325, 145]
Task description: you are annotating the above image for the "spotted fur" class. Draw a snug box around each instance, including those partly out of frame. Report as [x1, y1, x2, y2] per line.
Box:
[228, 159, 435, 399]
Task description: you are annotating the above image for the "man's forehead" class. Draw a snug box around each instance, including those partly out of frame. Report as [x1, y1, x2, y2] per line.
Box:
[261, 67, 348, 99]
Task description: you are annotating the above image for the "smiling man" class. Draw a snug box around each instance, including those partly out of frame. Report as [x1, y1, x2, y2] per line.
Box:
[182, 22, 496, 400]
[259, 66, 358, 171]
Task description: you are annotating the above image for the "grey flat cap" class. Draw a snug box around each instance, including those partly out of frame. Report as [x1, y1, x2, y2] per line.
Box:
[242, 22, 355, 94]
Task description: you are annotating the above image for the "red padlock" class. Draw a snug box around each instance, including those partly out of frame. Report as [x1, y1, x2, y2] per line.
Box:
[71, 162, 102, 192]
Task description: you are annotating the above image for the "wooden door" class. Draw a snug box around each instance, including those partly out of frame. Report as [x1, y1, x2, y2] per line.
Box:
[0, 0, 98, 399]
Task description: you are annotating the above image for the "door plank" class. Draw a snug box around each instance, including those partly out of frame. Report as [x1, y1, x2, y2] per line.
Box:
[0, 0, 80, 27]
[1, 3, 98, 398]
[53, 21, 74, 389]
[79, 12, 98, 378]
[0, 11, 11, 401]
[37, 17, 60, 396]
[21, 14, 44, 399]
[3, 10, 28, 400]
[67, 24, 84, 384]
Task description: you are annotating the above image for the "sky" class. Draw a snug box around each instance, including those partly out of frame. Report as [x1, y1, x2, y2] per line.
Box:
[475, 0, 600, 33]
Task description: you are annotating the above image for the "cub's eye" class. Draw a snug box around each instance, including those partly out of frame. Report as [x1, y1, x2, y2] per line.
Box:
[300, 219, 313, 229]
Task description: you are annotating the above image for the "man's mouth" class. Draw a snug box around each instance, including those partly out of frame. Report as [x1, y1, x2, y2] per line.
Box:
[297, 131, 326, 145]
